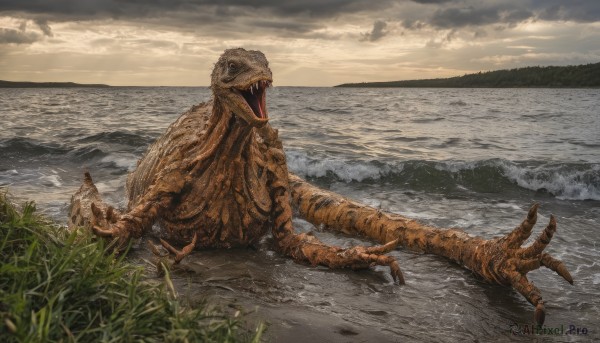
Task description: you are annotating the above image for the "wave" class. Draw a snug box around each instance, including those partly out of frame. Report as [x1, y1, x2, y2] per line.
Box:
[0, 137, 69, 157]
[286, 150, 600, 201]
[77, 131, 152, 147]
[0, 137, 107, 161]
[502, 162, 600, 201]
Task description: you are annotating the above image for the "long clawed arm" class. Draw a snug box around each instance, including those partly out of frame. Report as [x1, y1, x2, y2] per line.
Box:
[72, 171, 184, 252]
[288, 173, 573, 325]
[269, 168, 404, 284]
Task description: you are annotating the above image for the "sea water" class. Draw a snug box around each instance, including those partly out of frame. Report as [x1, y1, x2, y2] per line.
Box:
[1, 87, 598, 341]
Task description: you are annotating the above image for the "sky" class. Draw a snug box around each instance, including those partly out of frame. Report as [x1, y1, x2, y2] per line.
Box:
[0, 0, 599, 86]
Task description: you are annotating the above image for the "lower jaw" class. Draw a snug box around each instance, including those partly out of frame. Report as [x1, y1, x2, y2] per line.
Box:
[234, 112, 268, 127]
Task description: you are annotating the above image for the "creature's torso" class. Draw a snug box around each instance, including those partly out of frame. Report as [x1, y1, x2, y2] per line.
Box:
[126, 101, 286, 248]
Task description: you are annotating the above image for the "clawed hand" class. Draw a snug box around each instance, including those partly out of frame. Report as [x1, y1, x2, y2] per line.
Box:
[89, 203, 131, 252]
[470, 204, 573, 325]
[337, 239, 405, 284]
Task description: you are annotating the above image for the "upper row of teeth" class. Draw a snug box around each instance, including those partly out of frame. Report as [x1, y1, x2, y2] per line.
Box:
[249, 80, 272, 94]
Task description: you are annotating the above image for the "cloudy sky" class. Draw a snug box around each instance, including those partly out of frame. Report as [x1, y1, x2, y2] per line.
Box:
[0, 0, 599, 86]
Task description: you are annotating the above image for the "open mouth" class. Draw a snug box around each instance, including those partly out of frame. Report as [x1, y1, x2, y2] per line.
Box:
[239, 80, 271, 119]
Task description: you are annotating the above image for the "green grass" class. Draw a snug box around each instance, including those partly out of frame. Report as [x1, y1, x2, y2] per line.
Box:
[0, 192, 263, 342]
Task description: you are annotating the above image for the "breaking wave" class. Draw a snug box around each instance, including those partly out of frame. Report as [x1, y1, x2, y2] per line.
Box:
[286, 150, 600, 201]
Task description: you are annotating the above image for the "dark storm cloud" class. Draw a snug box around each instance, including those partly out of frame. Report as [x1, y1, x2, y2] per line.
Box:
[430, 6, 533, 29]
[534, 0, 600, 23]
[34, 19, 53, 37]
[1, 0, 599, 36]
[410, 0, 453, 4]
[0, 0, 397, 39]
[421, 1, 600, 30]
[0, 28, 39, 44]
[0, 0, 395, 21]
[250, 19, 322, 34]
[361, 20, 388, 42]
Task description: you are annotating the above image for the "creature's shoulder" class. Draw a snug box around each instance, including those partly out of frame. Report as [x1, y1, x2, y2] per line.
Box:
[150, 101, 213, 156]
[134, 101, 211, 169]
[167, 101, 212, 136]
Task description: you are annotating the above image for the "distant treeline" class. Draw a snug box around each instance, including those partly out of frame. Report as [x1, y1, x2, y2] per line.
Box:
[336, 62, 600, 88]
[0, 80, 110, 88]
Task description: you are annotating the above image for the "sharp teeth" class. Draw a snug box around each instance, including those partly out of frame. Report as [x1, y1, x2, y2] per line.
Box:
[250, 86, 253, 94]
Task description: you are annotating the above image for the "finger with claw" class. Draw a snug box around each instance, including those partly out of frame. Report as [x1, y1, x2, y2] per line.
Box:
[160, 232, 198, 264]
[343, 239, 404, 284]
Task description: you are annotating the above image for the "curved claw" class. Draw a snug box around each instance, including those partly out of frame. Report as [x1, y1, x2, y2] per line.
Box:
[390, 260, 405, 285]
[535, 302, 546, 326]
[509, 271, 545, 325]
[365, 238, 399, 255]
[520, 215, 556, 258]
[505, 203, 538, 249]
[91, 224, 116, 237]
[106, 206, 119, 223]
[147, 240, 169, 257]
[541, 253, 574, 285]
[351, 245, 405, 285]
[160, 232, 198, 264]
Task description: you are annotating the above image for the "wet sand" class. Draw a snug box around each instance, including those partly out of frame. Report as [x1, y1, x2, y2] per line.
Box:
[129, 227, 588, 343]
[134, 242, 409, 342]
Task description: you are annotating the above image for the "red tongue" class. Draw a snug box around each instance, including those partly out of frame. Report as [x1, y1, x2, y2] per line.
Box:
[257, 100, 264, 118]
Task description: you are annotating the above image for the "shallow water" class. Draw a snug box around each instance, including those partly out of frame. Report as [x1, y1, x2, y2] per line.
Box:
[1, 87, 599, 341]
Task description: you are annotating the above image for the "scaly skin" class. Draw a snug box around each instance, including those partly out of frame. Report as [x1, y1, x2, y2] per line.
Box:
[69, 48, 403, 283]
[288, 173, 573, 325]
[69, 48, 573, 325]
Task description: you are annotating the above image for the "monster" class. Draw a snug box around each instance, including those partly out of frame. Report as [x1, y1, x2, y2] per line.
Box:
[69, 48, 572, 325]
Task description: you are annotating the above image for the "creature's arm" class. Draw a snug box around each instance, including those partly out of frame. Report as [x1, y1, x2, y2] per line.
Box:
[86, 168, 186, 251]
[288, 173, 573, 325]
[267, 148, 403, 283]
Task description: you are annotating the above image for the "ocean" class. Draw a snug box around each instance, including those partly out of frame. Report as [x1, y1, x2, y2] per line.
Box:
[1, 87, 598, 341]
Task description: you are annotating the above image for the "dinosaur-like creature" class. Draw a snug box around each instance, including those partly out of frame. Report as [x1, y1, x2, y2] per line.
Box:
[69, 48, 572, 325]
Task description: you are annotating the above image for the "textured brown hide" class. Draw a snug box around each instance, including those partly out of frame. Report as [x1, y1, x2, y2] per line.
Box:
[288, 173, 573, 325]
[68, 48, 573, 326]
[69, 48, 403, 284]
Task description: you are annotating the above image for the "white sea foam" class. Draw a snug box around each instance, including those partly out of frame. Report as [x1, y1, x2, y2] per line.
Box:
[100, 153, 138, 171]
[500, 161, 600, 201]
[40, 174, 62, 187]
[286, 150, 392, 182]
[286, 150, 600, 201]
[432, 159, 600, 201]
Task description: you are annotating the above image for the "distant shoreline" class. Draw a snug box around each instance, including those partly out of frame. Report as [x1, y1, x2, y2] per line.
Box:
[4, 60, 600, 89]
[0, 80, 110, 88]
[336, 62, 600, 88]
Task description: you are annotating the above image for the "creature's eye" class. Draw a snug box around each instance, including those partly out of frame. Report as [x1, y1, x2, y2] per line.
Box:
[228, 62, 238, 73]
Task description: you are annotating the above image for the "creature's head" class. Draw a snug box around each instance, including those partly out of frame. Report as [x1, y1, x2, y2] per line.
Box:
[211, 48, 273, 128]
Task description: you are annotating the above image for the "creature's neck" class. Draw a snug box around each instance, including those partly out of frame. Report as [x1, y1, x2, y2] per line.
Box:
[207, 97, 254, 160]
[193, 97, 254, 170]
[187, 97, 257, 178]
